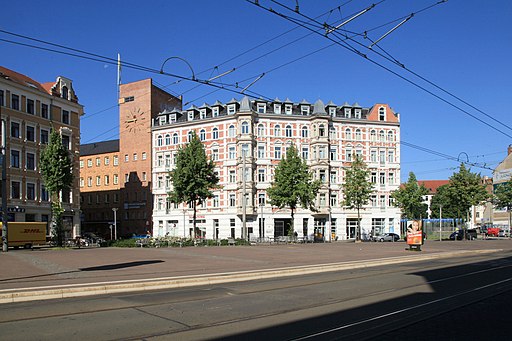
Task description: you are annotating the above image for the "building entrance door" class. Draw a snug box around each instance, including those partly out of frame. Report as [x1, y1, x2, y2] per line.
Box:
[346, 218, 358, 239]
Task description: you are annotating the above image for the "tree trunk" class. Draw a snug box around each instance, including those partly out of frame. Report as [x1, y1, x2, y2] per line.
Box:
[357, 207, 361, 242]
[290, 208, 295, 237]
[192, 200, 197, 239]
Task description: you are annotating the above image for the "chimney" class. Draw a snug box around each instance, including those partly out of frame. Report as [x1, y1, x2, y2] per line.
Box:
[508, 144, 512, 155]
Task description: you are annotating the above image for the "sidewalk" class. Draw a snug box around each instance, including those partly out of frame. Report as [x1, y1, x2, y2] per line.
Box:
[0, 239, 510, 303]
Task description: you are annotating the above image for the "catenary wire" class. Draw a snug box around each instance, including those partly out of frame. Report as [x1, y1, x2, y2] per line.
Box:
[265, 0, 512, 134]
[249, 1, 512, 139]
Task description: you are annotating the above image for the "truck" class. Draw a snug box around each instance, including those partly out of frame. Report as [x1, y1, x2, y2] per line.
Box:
[1, 222, 47, 249]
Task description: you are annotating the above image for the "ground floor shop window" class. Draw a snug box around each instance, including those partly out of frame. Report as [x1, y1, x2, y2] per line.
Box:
[372, 218, 385, 236]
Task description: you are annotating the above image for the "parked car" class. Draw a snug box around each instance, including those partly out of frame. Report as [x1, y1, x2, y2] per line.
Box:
[373, 233, 400, 242]
[498, 229, 509, 238]
[449, 229, 477, 240]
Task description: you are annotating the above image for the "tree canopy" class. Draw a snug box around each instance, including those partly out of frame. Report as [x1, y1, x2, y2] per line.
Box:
[168, 132, 219, 238]
[39, 130, 74, 246]
[430, 184, 459, 219]
[390, 172, 428, 219]
[445, 163, 489, 219]
[267, 144, 321, 232]
[342, 155, 373, 241]
[40, 131, 73, 197]
[493, 177, 512, 228]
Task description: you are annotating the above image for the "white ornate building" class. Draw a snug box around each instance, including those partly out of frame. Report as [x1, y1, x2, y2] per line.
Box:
[151, 96, 401, 240]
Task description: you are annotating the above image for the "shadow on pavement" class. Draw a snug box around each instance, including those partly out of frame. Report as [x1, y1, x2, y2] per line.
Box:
[79, 260, 164, 271]
[0, 260, 165, 283]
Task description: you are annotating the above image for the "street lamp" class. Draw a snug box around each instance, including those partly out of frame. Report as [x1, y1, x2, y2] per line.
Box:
[183, 208, 187, 238]
[439, 205, 443, 241]
[112, 208, 118, 240]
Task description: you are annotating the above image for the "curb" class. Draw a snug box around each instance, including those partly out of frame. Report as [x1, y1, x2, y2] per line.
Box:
[0, 249, 501, 304]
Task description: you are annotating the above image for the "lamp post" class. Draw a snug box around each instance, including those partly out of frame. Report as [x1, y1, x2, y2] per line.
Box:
[1, 108, 7, 252]
[439, 205, 442, 241]
[112, 208, 118, 240]
[183, 208, 187, 238]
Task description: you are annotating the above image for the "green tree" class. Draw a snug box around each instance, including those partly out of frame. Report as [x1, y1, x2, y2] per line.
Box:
[342, 155, 373, 241]
[445, 163, 489, 220]
[390, 172, 428, 219]
[267, 144, 321, 234]
[39, 130, 74, 246]
[493, 177, 512, 231]
[168, 132, 219, 238]
[430, 184, 460, 219]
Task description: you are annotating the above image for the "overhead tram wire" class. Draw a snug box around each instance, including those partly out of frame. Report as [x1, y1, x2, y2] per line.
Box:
[169, 1, 356, 100]
[400, 140, 493, 171]
[267, 0, 512, 134]
[0, 33, 273, 102]
[250, 1, 512, 139]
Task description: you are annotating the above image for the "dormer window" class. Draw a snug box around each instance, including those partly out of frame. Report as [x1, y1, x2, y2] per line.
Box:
[188, 111, 194, 121]
[227, 104, 236, 115]
[170, 114, 176, 123]
[355, 108, 361, 119]
[200, 109, 206, 119]
[212, 107, 219, 117]
[159, 116, 167, 125]
[329, 107, 336, 116]
[274, 104, 281, 114]
[61, 86, 68, 100]
[257, 103, 266, 114]
[379, 107, 386, 121]
[285, 104, 292, 115]
[344, 108, 351, 118]
[301, 106, 310, 115]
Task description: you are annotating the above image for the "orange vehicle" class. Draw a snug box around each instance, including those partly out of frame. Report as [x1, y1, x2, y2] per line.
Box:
[1, 222, 47, 249]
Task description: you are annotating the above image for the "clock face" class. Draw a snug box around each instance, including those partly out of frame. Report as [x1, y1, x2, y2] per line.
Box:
[124, 107, 146, 133]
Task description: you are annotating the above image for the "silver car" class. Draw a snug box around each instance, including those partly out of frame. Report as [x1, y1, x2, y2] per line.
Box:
[373, 233, 400, 242]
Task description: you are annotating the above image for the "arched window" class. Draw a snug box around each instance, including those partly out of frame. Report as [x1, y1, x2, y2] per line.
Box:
[188, 131, 194, 142]
[370, 130, 376, 141]
[199, 129, 206, 141]
[301, 126, 309, 138]
[61, 86, 68, 100]
[228, 125, 235, 137]
[319, 124, 326, 137]
[165, 134, 171, 145]
[212, 128, 219, 140]
[379, 130, 385, 141]
[387, 130, 394, 142]
[241, 121, 249, 134]
[355, 129, 362, 141]
[257, 124, 265, 136]
[274, 124, 281, 137]
[329, 127, 336, 139]
[379, 107, 386, 121]
[172, 133, 178, 145]
[157, 135, 163, 146]
[345, 128, 352, 140]
[285, 125, 292, 137]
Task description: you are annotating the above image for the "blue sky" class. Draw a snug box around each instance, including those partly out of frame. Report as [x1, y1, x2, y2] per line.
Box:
[1, 0, 511, 182]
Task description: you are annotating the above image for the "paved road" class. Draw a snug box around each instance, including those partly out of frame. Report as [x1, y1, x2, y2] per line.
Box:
[0, 248, 510, 340]
[2, 239, 510, 292]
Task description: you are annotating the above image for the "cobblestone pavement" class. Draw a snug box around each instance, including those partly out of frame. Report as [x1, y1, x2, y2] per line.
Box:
[1, 239, 510, 292]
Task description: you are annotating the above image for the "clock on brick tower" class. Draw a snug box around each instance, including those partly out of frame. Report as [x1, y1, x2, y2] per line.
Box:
[124, 107, 146, 133]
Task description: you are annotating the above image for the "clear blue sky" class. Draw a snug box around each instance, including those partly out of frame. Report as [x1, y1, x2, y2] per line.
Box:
[2, 0, 511, 182]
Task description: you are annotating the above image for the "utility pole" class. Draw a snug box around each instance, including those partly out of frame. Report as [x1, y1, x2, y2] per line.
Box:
[439, 205, 442, 241]
[1, 104, 7, 252]
[112, 208, 118, 240]
[242, 152, 247, 241]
